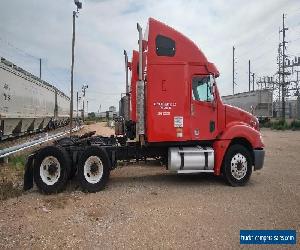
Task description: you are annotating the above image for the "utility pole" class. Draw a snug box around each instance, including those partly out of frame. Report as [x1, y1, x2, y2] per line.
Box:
[82, 93, 85, 121]
[248, 60, 251, 92]
[252, 73, 255, 91]
[278, 37, 282, 104]
[82, 84, 88, 122]
[39, 58, 42, 79]
[296, 71, 300, 119]
[76, 91, 79, 119]
[70, 11, 76, 135]
[70, 0, 82, 135]
[280, 13, 288, 120]
[232, 46, 235, 94]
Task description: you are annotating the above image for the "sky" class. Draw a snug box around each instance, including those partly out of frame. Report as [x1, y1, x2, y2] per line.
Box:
[0, 0, 299, 112]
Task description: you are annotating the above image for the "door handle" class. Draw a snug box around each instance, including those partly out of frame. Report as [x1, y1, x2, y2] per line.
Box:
[210, 120, 215, 132]
[191, 103, 195, 116]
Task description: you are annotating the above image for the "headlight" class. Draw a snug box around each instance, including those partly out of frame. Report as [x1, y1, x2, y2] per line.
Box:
[250, 118, 260, 131]
[250, 119, 259, 130]
[259, 133, 264, 144]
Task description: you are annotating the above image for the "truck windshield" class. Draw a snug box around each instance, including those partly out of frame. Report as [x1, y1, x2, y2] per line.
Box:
[192, 76, 213, 102]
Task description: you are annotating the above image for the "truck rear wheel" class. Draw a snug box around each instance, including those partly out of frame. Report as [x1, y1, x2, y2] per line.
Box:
[223, 144, 252, 186]
[77, 146, 111, 192]
[33, 146, 70, 194]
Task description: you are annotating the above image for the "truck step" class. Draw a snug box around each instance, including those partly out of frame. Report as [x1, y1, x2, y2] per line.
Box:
[177, 169, 214, 174]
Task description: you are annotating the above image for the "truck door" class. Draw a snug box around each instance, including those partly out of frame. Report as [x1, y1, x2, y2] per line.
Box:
[190, 75, 218, 140]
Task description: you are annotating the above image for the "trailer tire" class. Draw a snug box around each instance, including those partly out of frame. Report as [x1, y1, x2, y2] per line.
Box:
[223, 144, 252, 186]
[77, 146, 111, 192]
[33, 146, 71, 194]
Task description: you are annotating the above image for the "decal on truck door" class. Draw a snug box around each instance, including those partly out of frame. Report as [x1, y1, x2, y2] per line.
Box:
[153, 102, 176, 116]
[174, 116, 184, 138]
[174, 116, 183, 128]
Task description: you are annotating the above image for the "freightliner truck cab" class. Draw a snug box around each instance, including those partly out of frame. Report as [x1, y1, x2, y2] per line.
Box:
[119, 18, 265, 186]
[24, 18, 265, 194]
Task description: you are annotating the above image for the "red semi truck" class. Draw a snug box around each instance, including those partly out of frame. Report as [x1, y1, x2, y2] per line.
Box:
[24, 18, 265, 193]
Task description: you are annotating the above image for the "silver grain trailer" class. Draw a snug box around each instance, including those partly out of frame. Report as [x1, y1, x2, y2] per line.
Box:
[222, 89, 273, 121]
[0, 57, 70, 139]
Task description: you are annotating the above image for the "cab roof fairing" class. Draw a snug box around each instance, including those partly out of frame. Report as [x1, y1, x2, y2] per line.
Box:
[146, 17, 219, 77]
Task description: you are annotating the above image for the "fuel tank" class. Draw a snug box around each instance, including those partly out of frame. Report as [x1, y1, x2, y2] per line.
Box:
[168, 146, 214, 171]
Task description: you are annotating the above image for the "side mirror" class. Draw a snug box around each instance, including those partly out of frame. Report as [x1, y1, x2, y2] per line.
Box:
[209, 75, 217, 110]
[209, 75, 216, 96]
[212, 91, 217, 110]
[212, 83, 216, 97]
[209, 74, 215, 84]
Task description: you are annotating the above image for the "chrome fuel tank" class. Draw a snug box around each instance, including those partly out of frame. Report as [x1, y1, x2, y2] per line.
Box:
[168, 146, 214, 171]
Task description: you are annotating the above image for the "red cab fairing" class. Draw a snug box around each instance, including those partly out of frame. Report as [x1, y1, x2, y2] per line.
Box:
[145, 18, 219, 142]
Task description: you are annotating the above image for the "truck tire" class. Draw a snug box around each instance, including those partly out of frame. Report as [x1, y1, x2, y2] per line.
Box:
[33, 146, 71, 194]
[223, 144, 252, 186]
[77, 146, 111, 192]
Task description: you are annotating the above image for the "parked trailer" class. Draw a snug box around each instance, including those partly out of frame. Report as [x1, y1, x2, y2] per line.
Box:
[222, 89, 273, 121]
[0, 57, 70, 140]
[24, 18, 265, 194]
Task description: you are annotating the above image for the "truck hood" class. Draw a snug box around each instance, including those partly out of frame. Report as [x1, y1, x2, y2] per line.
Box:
[225, 104, 259, 131]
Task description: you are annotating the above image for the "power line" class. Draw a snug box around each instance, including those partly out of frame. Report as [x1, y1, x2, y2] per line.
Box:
[0, 36, 68, 85]
[89, 89, 122, 95]
[0, 36, 39, 60]
[43, 63, 66, 89]
[236, 30, 278, 59]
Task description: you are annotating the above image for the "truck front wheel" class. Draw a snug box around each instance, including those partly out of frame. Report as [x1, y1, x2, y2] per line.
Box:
[223, 144, 252, 186]
[77, 146, 111, 192]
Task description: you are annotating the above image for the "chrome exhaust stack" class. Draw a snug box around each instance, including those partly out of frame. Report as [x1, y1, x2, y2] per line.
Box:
[136, 23, 145, 140]
[123, 50, 130, 121]
[124, 50, 129, 95]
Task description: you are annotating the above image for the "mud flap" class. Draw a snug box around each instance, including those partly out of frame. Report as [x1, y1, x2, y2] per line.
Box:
[23, 154, 35, 190]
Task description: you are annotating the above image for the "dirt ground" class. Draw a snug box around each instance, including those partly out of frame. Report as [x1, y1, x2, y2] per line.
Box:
[0, 122, 299, 249]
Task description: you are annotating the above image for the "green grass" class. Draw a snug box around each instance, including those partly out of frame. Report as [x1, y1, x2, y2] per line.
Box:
[290, 120, 300, 130]
[271, 119, 289, 130]
[9, 154, 27, 171]
[261, 119, 300, 130]
[0, 154, 27, 200]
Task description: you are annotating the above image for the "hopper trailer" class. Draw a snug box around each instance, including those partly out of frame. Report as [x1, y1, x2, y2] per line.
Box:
[0, 58, 70, 140]
[24, 18, 265, 193]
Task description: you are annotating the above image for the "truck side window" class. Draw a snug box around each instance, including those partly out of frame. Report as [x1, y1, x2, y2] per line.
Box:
[192, 76, 213, 102]
[155, 35, 176, 57]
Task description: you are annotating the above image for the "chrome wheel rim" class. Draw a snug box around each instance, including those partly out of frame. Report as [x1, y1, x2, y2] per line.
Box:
[84, 156, 103, 184]
[40, 156, 61, 185]
[230, 153, 247, 180]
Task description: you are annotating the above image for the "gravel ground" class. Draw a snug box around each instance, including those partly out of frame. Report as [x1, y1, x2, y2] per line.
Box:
[0, 123, 299, 249]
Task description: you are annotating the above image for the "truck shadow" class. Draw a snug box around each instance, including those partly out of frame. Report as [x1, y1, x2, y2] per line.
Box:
[109, 172, 226, 188]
